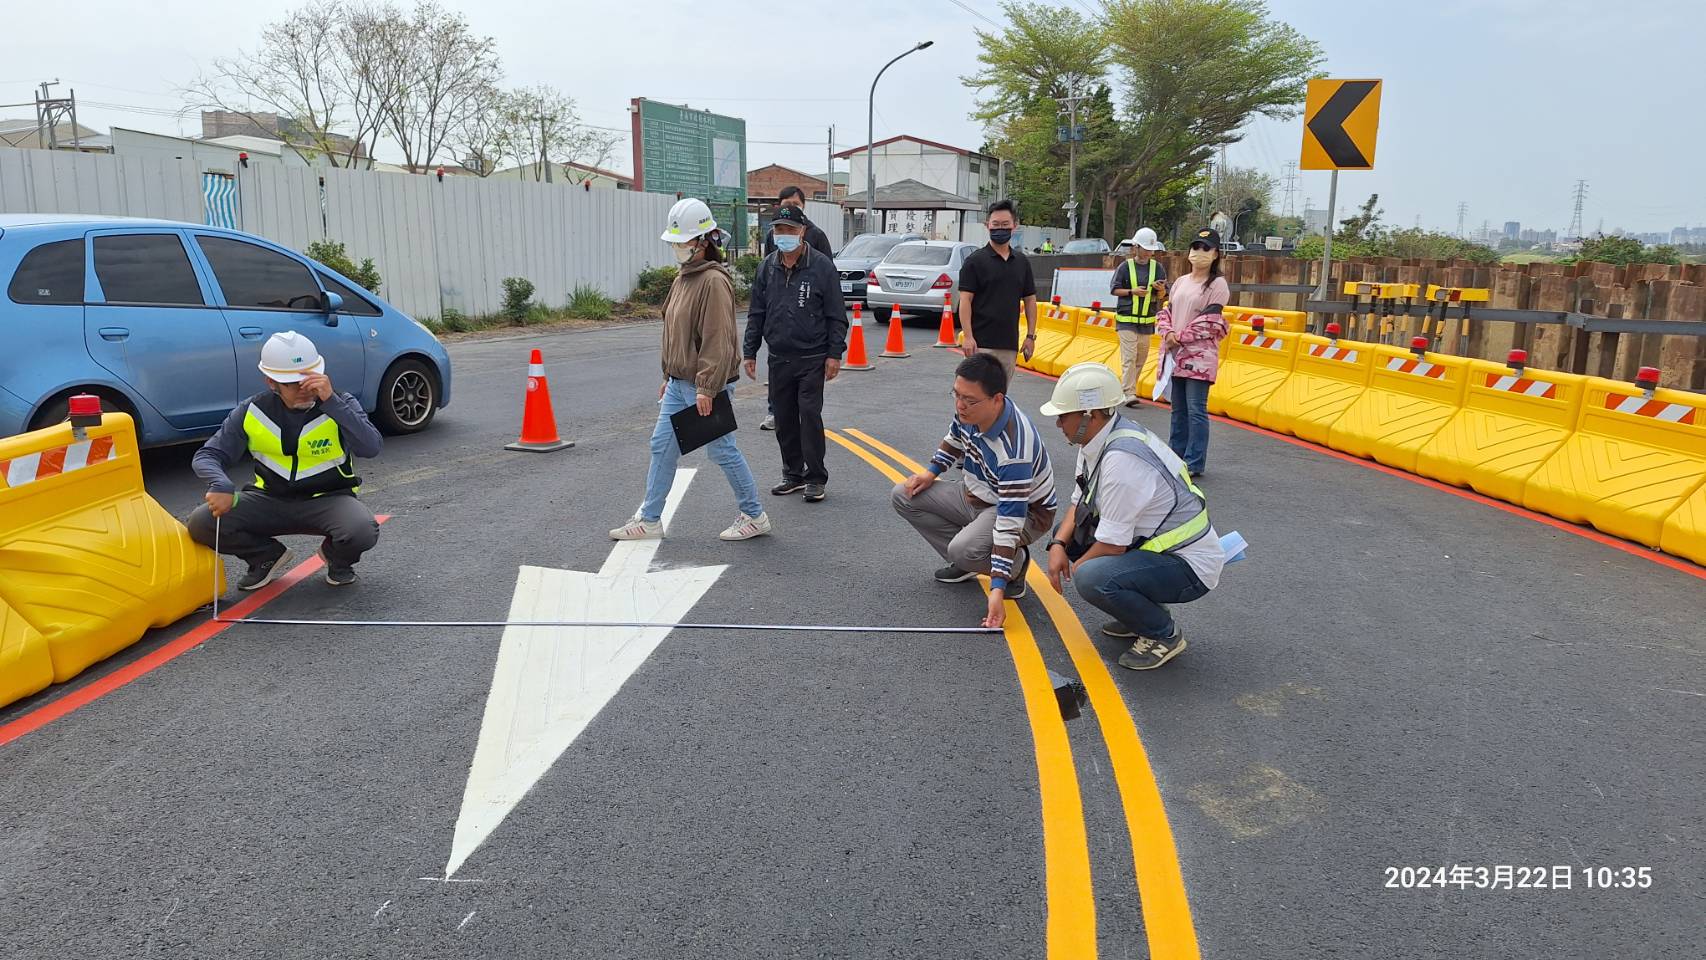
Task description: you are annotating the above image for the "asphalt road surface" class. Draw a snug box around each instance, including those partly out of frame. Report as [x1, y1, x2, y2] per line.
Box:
[2, 321, 1701, 959]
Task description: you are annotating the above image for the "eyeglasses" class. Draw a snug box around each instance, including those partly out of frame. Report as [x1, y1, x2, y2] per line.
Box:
[951, 389, 992, 408]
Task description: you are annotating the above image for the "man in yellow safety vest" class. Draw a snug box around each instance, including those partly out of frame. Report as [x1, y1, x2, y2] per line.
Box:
[1110, 226, 1168, 407]
[187, 331, 383, 589]
[1040, 362, 1224, 670]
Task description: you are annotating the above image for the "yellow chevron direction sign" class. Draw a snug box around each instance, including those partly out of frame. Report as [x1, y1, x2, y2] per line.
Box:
[1301, 79, 1382, 170]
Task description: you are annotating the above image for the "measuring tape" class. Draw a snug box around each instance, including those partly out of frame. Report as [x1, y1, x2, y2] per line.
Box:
[211, 516, 1001, 635]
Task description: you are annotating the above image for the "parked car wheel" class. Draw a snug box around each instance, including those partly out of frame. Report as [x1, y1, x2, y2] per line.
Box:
[374, 358, 438, 434]
[28, 387, 135, 434]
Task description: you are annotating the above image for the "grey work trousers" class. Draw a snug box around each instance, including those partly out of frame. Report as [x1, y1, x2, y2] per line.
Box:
[187, 490, 379, 568]
[890, 478, 1050, 576]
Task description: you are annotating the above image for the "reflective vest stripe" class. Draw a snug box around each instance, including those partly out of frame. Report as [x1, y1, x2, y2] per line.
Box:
[1117, 259, 1159, 323]
[243, 405, 356, 495]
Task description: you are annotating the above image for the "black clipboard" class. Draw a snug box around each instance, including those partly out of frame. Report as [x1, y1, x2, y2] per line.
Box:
[670, 389, 738, 454]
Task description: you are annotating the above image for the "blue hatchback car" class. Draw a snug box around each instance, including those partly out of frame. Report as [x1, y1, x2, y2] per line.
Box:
[0, 214, 452, 446]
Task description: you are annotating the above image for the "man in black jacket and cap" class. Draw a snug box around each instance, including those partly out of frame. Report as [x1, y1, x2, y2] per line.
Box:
[744, 205, 849, 503]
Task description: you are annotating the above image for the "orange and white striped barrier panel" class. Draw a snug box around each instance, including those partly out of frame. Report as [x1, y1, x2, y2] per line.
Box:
[1416, 350, 1586, 502]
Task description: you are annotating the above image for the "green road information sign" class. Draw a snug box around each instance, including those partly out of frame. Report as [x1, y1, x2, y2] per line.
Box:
[630, 98, 748, 249]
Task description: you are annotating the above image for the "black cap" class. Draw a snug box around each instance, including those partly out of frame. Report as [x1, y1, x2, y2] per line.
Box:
[1190, 228, 1221, 250]
[771, 206, 809, 229]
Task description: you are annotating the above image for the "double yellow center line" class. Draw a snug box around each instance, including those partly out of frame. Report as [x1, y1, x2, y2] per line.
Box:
[827, 427, 1200, 960]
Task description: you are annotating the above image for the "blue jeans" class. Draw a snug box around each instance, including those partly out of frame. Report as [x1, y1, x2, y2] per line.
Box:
[641, 378, 762, 522]
[1169, 376, 1212, 475]
[1074, 550, 1209, 640]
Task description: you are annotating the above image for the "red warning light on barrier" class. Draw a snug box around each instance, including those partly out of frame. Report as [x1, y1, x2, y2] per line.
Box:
[1409, 336, 1429, 355]
[1507, 349, 1528, 365]
[67, 394, 103, 417]
[1636, 366, 1661, 386]
[1252, 316, 1266, 331]
[1325, 322, 1342, 337]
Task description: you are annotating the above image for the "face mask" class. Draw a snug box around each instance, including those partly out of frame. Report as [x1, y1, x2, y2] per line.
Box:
[774, 234, 802, 253]
[671, 242, 696, 264]
[1188, 248, 1216, 268]
[989, 228, 1013, 245]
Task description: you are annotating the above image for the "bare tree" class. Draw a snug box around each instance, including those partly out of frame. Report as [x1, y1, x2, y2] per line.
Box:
[338, 1, 415, 167]
[380, 2, 502, 172]
[448, 83, 525, 177]
[505, 85, 615, 183]
[185, 0, 379, 167]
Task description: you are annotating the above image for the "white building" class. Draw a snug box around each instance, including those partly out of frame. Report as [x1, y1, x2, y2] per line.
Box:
[492, 161, 633, 189]
[835, 136, 999, 205]
[109, 127, 320, 175]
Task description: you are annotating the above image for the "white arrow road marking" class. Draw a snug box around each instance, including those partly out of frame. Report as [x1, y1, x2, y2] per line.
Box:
[446, 468, 723, 877]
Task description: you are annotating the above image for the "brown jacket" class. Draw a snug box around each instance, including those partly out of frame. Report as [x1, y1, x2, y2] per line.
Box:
[660, 259, 740, 397]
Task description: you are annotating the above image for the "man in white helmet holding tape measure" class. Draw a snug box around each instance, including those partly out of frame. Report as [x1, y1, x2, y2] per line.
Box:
[1039, 362, 1224, 670]
[187, 330, 384, 590]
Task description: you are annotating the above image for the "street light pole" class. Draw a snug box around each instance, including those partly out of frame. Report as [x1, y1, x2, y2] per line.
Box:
[866, 40, 933, 235]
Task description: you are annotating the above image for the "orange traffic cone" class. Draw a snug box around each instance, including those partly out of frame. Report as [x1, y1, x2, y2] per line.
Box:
[880, 304, 910, 358]
[843, 302, 874, 370]
[504, 349, 575, 452]
[932, 294, 958, 348]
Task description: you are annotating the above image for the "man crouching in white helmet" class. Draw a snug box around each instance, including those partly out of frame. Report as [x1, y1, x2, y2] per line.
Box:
[186, 330, 383, 590]
[1039, 362, 1224, 670]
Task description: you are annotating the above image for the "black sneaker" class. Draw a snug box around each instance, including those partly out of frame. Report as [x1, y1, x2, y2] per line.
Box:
[934, 565, 978, 583]
[1102, 621, 1140, 638]
[1118, 627, 1188, 671]
[316, 546, 358, 586]
[802, 483, 826, 502]
[237, 547, 293, 591]
[771, 479, 807, 496]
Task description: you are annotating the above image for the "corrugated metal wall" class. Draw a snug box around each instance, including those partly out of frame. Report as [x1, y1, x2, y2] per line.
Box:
[0, 146, 201, 221]
[1, 147, 688, 320]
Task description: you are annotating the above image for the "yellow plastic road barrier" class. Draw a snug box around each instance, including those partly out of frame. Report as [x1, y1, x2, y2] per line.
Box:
[0, 412, 223, 683]
[1329, 340, 1472, 471]
[1661, 480, 1706, 567]
[0, 597, 53, 709]
[1225, 305, 1306, 333]
[1414, 354, 1586, 502]
[1053, 306, 1120, 374]
[1207, 325, 1299, 422]
[1027, 300, 1080, 377]
[1255, 328, 1375, 443]
[1524, 372, 1706, 549]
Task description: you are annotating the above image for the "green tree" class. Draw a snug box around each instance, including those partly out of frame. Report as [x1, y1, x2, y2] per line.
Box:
[1100, 0, 1323, 241]
[1571, 234, 1680, 266]
[1336, 193, 1383, 243]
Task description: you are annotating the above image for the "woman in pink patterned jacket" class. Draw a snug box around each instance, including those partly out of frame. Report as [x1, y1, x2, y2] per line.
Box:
[1156, 227, 1230, 477]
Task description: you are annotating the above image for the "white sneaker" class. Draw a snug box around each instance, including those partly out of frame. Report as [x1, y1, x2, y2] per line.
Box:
[719, 512, 772, 541]
[610, 517, 664, 540]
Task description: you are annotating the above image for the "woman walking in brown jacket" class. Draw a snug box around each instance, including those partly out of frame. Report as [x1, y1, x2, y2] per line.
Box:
[611, 198, 771, 542]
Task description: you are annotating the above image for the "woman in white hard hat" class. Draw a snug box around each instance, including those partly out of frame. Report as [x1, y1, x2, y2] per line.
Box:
[1039, 362, 1223, 670]
[611, 198, 771, 542]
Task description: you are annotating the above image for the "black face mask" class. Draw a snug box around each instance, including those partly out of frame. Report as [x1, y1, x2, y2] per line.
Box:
[989, 228, 1013, 245]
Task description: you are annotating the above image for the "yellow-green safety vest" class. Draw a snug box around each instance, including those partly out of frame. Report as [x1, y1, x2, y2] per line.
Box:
[1118, 258, 1161, 324]
[243, 395, 361, 498]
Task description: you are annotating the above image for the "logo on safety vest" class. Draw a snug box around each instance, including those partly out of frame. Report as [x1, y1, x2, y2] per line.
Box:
[307, 437, 334, 454]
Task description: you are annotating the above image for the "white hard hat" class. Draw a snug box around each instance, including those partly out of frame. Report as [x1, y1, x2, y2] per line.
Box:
[258, 330, 325, 383]
[1039, 362, 1124, 417]
[660, 197, 718, 243]
[1127, 226, 1164, 251]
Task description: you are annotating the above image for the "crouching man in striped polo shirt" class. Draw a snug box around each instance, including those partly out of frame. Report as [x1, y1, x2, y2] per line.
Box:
[892, 352, 1058, 629]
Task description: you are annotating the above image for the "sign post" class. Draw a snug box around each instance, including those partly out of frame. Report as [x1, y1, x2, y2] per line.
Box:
[1301, 79, 1382, 307]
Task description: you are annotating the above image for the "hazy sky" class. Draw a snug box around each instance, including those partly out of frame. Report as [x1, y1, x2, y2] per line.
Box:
[5, 0, 1702, 234]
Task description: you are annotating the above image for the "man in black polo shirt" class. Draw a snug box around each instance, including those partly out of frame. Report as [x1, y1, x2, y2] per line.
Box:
[762, 185, 834, 257]
[744, 205, 848, 503]
[957, 199, 1038, 385]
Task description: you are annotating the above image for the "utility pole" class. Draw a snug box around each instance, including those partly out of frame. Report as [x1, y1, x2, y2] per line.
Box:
[826, 125, 834, 191]
[1058, 84, 1090, 238]
[34, 80, 80, 151]
[1567, 180, 1588, 240]
[1456, 201, 1469, 238]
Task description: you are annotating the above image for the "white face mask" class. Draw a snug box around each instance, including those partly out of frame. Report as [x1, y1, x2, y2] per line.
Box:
[671, 241, 696, 264]
[1188, 248, 1216, 268]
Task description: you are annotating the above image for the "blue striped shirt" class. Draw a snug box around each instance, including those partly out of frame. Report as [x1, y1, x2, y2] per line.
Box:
[928, 399, 1058, 590]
